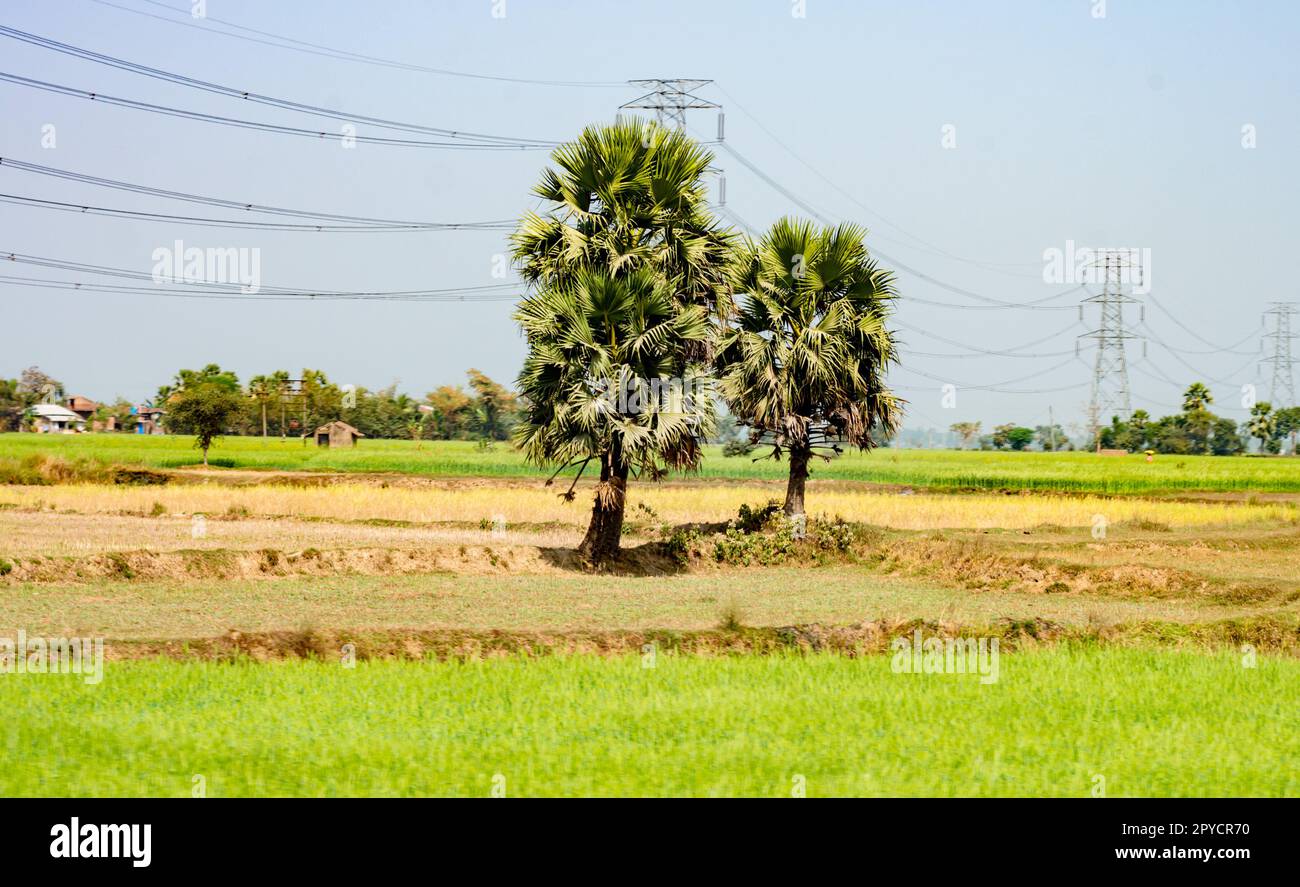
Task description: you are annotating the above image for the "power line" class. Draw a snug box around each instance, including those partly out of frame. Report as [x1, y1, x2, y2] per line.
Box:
[895, 356, 1088, 393]
[0, 275, 519, 303]
[709, 83, 1044, 276]
[0, 192, 512, 233]
[1146, 294, 1259, 354]
[0, 71, 552, 150]
[0, 26, 560, 145]
[90, 0, 626, 88]
[0, 156, 514, 228]
[717, 140, 1079, 311]
[0, 251, 520, 298]
[894, 318, 1084, 356]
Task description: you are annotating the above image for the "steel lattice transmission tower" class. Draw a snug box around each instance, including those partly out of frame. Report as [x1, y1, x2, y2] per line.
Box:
[1263, 302, 1298, 408]
[1078, 250, 1146, 443]
[620, 79, 720, 131]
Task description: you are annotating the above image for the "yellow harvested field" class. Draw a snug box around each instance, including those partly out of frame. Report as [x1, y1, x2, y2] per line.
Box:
[1, 480, 1293, 532]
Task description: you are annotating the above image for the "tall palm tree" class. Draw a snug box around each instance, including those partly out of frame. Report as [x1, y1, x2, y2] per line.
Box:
[511, 119, 733, 564]
[515, 268, 717, 563]
[717, 217, 901, 518]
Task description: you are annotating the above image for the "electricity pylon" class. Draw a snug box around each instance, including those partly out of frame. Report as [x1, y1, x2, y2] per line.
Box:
[619, 79, 727, 208]
[1078, 250, 1146, 445]
[1263, 302, 1298, 408]
[620, 79, 720, 131]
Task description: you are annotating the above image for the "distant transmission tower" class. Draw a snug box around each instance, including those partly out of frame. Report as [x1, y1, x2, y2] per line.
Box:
[619, 79, 726, 207]
[1262, 302, 1298, 408]
[1078, 250, 1146, 445]
[620, 79, 721, 131]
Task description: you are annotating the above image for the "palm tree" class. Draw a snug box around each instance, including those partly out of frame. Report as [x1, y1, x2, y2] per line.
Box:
[1182, 382, 1215, 454]
[1183, 382, 1213, 412]
[1247, 401, 1276, 453]
[247, 375, 275, 438]
[950, 421, 981, 449]
[270, 369, 290, 439]
[515, 268, 717, 564]
[511, 119, 733, 564]
[717, 217, 901, 518]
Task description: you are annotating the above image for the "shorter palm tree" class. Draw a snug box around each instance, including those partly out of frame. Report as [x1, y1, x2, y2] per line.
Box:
[718, 217, 901, 517]
[515, 267, 717, 563]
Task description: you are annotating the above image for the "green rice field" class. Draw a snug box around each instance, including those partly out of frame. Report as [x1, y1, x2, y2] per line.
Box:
[2, 647, 1294, 797]
[4, 432, 1299, 494]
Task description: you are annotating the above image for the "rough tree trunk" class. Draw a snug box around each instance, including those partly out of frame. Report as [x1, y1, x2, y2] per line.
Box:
[578, 452, 629, 565]
[783, 446, 810, 518]
[261, 404, 268, 438]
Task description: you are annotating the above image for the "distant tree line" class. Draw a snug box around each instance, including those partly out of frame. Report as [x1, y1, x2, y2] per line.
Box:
[157, 365, 521, 442]
[948, 383, 1300, 455]
[0, 364, 522, 442]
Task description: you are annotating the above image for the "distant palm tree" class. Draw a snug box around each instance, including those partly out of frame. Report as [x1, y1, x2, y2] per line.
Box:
[717, 217, 901, 517]
[1183, 382, 1213, 412]
[270, 369, 290, 439]
[247, 375, 275, 438]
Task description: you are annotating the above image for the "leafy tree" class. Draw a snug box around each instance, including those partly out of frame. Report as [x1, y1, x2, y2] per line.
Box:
[159, 365, 240, 435]
[0, 378, 23, 431]
[466, 369, 518, 441]
[1274, 406, 1300, 455]
[426, 385, 474, 439]
[950, 421, 981, 449]
[718, 217, 900, 517]
[17, 366, 63, 406]
[300, 369, 342, 432]
[998, 423, 1029, 444]
[94, 397, 136, 432]
[1209, 416, 1246, 455]
[165, 381, 243, 466]
[1034, 423, 1065, 451]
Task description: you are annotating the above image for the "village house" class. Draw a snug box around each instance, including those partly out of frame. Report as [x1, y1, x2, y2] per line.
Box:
[28, 403, 86, 433]
[311, 420, 364, 448]
[133, 404, 166, 435]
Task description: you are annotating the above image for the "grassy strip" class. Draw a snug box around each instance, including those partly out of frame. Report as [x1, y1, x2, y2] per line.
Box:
[2, 646, 1295, 796]
[99, 612, 1300, 660]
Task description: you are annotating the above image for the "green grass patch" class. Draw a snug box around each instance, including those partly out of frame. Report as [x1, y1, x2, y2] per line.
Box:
[1, 647, 1294, 796]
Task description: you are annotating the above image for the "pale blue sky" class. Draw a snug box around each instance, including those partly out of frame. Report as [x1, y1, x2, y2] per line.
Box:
[2, 0, 1297, 433]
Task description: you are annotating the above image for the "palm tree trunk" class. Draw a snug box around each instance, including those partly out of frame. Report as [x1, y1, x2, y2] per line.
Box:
[578, 451, 628, 565]
[261, 402, 268, 438]
[784, 446, 810, 517]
